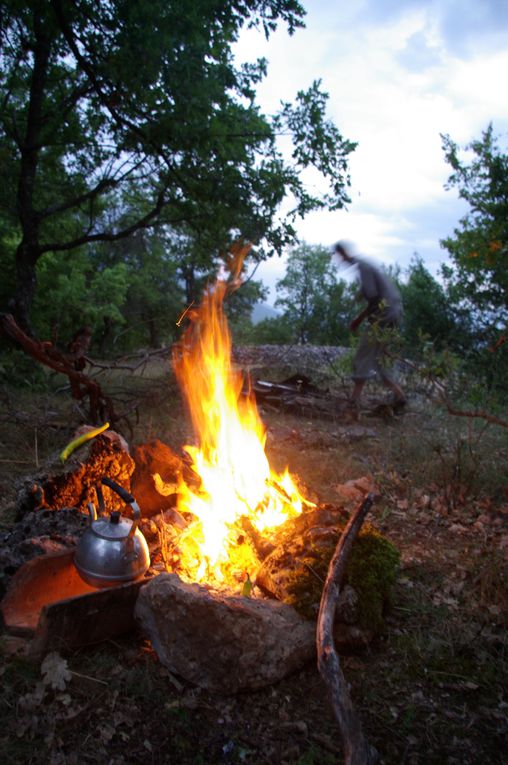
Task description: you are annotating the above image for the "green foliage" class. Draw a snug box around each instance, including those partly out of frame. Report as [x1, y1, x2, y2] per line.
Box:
[32, 251, 129, 349]
[95, 229, 186, 352]
[0, 216, 18, 310]
[225, 278, 269, 332]
[275, 80, 356, 217]
[274, 242, 355, 344]
[0, 0, 355, 330]
[440, 125, 508, 390]
[297, 746, 336, 765]
[247, 314, 295, 344]
[0, 347, 48, 389]
[441, 125, 508, 323]
[400, 257, 460, 353]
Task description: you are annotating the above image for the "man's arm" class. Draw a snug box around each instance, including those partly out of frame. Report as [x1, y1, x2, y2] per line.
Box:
[350, 299, 380, 332]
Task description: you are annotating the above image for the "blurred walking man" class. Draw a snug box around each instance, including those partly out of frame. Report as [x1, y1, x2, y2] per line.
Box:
[334, 241, 406, 411]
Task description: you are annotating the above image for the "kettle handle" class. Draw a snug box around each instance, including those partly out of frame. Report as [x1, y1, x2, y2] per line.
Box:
[101, 477, 140, 537]
[101, 477, 135, 504]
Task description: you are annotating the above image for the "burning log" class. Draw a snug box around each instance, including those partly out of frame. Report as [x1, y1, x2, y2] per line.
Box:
[130, 439, 197, 518]
[317, 494, 379, 765]
[255, 498, 399, 649]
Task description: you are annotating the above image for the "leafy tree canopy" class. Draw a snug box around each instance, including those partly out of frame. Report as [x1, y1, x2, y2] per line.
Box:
[274, 242, 356, 344]
[441, 125, 508, 330]
[400, 256, 460, 353]
[0, 0, 356, 331]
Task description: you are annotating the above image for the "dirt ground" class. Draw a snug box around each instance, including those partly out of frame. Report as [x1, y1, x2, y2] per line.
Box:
[0, 355, 507, 764]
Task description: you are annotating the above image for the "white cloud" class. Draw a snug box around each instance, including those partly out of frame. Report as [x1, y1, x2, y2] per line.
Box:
[234, 0, 508, 301]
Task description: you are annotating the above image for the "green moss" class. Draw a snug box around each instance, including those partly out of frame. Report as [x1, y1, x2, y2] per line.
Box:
[346, 524, 400, 631]
[280, 554, 330, 619]
[264, 519, 400, 632]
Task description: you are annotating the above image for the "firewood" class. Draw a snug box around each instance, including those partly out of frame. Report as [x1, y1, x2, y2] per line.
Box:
[316, 493, 379, 765]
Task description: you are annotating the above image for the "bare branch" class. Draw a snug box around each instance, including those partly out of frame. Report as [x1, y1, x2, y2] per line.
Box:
[0, 313, 117, 425]
[435, 384, 508, 429]
[39, 190, 171, 252]
[386, 352, 508, 430]
[317, 493, 379, 765]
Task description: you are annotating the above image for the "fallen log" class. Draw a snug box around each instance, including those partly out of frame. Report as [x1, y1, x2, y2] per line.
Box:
[317, 493, 379, 765]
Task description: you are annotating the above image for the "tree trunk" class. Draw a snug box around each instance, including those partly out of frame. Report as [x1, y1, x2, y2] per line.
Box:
[12, 11, 51, 333]
[98, 316, 113, 356]
[11, 242, 39, 334]
[148, 316, 160, 348]
[183, 263, 196, 304]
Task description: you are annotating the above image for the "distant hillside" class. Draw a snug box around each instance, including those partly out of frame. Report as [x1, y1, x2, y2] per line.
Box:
[251, 303, 280, 324]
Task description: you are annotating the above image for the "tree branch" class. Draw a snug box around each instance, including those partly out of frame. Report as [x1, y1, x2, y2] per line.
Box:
[386, 353, 508, 430]
[39, 190, 173, 252]
[435, 383, 508, 429]
[317, 493, 379, 765]
[38, 176, 119, 219]
[0, 313, 117, 425]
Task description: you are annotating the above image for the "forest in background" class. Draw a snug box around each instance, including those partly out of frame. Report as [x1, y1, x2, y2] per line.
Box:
[0, 0, 506, 410]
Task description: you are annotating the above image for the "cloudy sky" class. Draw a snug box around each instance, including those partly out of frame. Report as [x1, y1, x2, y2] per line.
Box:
[235, 0, 508, 302]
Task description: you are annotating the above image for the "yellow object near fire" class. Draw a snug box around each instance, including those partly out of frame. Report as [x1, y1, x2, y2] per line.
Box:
[59, 422, 110, 463]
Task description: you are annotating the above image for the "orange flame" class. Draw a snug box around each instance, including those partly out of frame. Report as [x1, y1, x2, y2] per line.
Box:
[172, 254, 312, 584]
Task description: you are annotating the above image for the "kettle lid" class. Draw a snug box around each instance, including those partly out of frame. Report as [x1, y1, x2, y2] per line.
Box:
[91, 511, 134, 540]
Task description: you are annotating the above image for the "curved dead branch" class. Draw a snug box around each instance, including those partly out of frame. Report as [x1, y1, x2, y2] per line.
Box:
[433, 381, 508, 429]
[0, 313, 116, 425]
[317, 493, 379, 765]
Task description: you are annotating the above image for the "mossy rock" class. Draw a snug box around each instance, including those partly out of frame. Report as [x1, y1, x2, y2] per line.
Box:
[346, 525, 400, 631]
[256, 507, 400, 633]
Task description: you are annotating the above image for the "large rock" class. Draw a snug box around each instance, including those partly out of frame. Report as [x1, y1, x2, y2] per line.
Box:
[135, 573, 316, 692]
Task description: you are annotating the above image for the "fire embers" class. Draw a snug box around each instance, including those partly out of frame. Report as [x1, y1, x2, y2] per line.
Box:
[155, 509, 262, 589]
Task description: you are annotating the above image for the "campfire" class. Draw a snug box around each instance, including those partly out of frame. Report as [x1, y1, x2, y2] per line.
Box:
[0, 252, 400, 763]
[165, 264, 314, 587]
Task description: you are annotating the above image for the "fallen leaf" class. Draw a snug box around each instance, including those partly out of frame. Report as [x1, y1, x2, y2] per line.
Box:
[41, 652, 72, 691]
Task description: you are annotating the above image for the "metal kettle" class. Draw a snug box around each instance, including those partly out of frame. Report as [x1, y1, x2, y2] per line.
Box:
[74, 477, 150, 588]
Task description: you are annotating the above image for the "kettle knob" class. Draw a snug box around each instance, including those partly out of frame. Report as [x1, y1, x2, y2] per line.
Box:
[98, 477, 141, 537]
